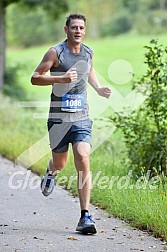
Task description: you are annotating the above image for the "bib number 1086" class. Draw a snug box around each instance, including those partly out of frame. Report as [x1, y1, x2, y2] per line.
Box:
[61, 93, 84, 111]
[65, 99, 82, 107]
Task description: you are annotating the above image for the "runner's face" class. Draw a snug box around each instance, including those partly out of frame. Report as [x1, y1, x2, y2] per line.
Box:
[65, 19, 86, 44]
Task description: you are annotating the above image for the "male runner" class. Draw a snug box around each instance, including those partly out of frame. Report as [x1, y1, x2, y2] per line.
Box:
[31, 13, 112, 234]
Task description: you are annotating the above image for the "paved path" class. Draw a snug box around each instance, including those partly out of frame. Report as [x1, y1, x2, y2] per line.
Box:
[0, 156, 165, 252]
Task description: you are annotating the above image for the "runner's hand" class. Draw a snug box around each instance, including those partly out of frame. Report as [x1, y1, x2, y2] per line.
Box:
[62, 68, 77, 83]
[97, 87, 112, 99]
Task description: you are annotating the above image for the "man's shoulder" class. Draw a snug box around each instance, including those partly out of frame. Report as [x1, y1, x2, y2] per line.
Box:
[82, 43, 93, 57]
[51, 41, 65, 57]
[52, 41, 64, 51]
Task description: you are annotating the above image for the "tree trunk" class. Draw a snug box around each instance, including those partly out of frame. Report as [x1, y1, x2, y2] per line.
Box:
[0, 1, 6, 88]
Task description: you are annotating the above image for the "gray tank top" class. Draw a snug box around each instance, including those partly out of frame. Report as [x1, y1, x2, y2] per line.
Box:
[48, 40, 93, 122]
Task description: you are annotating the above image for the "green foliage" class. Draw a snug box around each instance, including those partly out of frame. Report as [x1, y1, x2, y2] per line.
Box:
[71, 0, 167, 38]
[121, 0, 139, 13]
[147, 0, 167, 10]
[111, 39, 167, 175]
[101, 12, 132, 36]
[7, 4, 58, 47]
[3, 62, 28, 100]
[4, 0, 69, 47]
[4, 0, 68, 14]
[19, 0, 68, 18]
[2, 0, 20, 8]
[5, 0, 167, 46]
[136, 10, 167, 35]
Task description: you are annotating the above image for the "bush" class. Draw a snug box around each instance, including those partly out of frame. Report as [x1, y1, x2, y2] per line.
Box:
[102, 13, 132, 36]
[111, 39, 167, 176]
[136, 11, 167, 35]
[3, 62, 28, 100]
[6, 3, 58, 47]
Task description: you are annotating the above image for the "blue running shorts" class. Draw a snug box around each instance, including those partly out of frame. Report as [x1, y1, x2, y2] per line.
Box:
[47, 118, 93, 153]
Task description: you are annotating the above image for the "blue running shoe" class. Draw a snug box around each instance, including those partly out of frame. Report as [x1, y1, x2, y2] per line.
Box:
[76, 212, 97, 234]
[41, 171, 55, 197]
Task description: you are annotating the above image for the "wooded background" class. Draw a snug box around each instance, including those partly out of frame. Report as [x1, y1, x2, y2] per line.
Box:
[0, 0, 167, 87]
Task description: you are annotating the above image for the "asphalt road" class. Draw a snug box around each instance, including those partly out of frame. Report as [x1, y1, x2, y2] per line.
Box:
[0, 155, 165, 252]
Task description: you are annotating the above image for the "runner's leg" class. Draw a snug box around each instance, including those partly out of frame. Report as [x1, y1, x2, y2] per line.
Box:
[48, 151, 69, 175]
[72, 142, 91, 210]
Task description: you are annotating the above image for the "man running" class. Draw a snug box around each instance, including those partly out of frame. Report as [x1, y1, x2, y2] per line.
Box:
[31, 13, 112, 234]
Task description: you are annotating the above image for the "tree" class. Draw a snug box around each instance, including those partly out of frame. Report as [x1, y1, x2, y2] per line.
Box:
[0, 0, 68, 88]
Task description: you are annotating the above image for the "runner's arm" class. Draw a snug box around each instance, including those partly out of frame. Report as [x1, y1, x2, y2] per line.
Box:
[31, 48, 77, 85]
[88, 65, 112, 99]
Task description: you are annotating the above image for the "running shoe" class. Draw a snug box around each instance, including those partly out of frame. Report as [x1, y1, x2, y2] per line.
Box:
[76, 212, 97, 234]
[41, 171, 55, 197]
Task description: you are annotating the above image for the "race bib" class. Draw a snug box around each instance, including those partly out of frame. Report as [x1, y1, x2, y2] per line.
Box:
[61, 94, 85, 112]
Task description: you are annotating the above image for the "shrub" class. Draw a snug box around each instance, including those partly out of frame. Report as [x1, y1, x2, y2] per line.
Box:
[3, 62, 28, 100]
[102, 13, 132, 37]
[111, 39, 167, 176]
[6, 4, 57, 47]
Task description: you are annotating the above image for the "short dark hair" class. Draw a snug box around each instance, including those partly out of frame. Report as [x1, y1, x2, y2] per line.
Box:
[65, 13, 86, 27]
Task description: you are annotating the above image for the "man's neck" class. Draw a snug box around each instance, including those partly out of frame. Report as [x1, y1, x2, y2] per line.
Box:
[66, 40, 81, 53]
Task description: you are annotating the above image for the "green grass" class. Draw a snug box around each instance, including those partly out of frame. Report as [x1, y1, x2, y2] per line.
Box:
[1, 34, 167, 240]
